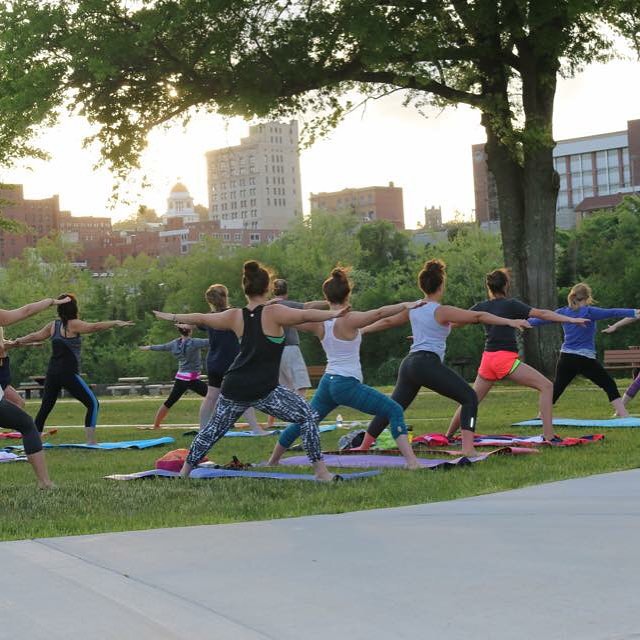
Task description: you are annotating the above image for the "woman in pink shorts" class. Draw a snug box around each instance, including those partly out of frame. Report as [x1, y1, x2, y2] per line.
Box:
[446, 269, 588, 441]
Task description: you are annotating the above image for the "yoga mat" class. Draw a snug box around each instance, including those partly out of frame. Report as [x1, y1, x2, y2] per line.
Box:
[0, 451, 26, 463]
[183, 424, 338, 438]
[327, 446, 538, 457]
[279, 453, 488, 469]
[105, 468, 380, 481]
[513, 417, 640, 428]
[43, 437, 175, 450]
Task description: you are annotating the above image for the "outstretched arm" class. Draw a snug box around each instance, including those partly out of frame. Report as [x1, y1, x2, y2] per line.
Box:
[361, 309, 410, 335]
[588, 307, 640, 321]
[268, 305, 349, 327]
[602, 316, 640, 334]
[435, 306, 532, 329]
[343, 301, 425, 331]
[529, 308, 590, 325]
[0, 296, 70, 326]
[13, 323, 54, 345]
[154, 309, 236, 329]
[66, 319, 134, 335]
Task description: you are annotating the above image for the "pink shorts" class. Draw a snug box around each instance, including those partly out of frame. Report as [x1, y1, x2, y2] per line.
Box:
[478, 350, 521, 381]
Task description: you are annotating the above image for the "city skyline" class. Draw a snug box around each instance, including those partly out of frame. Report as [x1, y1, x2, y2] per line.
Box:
[0, 57, 639, 230]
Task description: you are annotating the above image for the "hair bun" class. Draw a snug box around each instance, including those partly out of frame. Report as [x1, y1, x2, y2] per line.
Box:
[331, 267, 347, 280]
[424, 259, 445, 274]
[244, 260, 260, 274]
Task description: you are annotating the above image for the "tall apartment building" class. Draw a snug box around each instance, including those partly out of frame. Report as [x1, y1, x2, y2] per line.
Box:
[59, 211, 112, 244]
[0, 184, 60, 263]
[473, 118, 640, 229]
[206, 121, 303, 231]
[309, 182, 405, 230]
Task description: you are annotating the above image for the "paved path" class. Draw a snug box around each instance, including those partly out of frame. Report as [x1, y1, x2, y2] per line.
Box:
[2, 469, 639, 640]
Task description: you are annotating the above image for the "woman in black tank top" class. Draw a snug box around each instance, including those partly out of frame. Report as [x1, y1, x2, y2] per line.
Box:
[14, 294, 134, 445]
[154, 260, 348, 481]
[0, 295, 73, 489]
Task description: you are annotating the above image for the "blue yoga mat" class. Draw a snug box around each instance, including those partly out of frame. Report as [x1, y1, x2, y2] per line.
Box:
[220, 424, 337, 438]
[43, 437, 175, 450]
[105, 467, 380, 481]
[512, 417, 640, 428]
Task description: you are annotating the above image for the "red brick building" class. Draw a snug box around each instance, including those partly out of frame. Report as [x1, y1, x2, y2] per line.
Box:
[309, 182, 405, 230]
[0, 184, 60, 263]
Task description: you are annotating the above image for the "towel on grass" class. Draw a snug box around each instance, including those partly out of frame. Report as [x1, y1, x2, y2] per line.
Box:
[105, 468, 380, 481]
[0, 429, 57, 440]
[0, 451, 26, 463]
[451, 433, 605, 447]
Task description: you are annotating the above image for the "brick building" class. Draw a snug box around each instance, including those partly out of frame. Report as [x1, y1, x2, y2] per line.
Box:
[0, 184, 60, 263]
[309, 182, 405, 230]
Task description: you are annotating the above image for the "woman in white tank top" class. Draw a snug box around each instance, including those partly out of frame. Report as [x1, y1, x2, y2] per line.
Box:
[268, 267, 424, 469]
[360, 260, 531, 456]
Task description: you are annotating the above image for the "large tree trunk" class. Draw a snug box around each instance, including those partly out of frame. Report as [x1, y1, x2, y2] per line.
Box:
[520, 55, 562, 376]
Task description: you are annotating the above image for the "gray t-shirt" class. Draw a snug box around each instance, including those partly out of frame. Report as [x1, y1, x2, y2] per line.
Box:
[276, 299, 304, 346]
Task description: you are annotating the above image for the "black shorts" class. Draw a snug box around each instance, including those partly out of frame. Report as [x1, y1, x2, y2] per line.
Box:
[164, 378, 208, 408]
[207, 369, 225, 388]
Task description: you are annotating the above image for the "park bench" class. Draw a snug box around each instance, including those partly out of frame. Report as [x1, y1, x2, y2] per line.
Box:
[17, 382, 44, 400]
[307, 365, 326, 387]
[603, 348, 640, 372]
[107, 385, 138, 396]
[146, 383, 174, 396]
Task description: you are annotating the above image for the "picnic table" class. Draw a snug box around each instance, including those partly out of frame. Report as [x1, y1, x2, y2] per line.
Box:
[108, 377, 150, 396]
[118, 377, 149, 384]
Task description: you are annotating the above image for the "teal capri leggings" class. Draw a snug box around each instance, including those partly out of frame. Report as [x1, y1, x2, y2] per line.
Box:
[278, 373, 408, 449]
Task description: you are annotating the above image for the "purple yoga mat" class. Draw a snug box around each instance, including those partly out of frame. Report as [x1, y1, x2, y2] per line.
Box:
[279, 453, 488, 469]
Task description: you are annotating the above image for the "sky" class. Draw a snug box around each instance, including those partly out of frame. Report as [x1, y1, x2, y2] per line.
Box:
[2, 57, 640, 230]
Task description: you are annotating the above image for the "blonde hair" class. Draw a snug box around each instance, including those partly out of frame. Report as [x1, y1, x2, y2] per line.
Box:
[567, 283, 593, 310]
[205, 284, 229, 312]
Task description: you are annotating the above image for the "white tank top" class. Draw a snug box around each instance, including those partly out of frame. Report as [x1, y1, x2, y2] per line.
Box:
[409, 301, 451, 362]
[321, 318, 363, 382]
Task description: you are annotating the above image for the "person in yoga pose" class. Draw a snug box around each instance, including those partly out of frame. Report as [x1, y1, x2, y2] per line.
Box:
[153, 260, 348, 481]
[195, 284, 265, 434]
[140, 325, 209, 429]
[267, 266, 425, 468]
[445, 269, 590, 442]
[14, 294, 133, 445]
[602, 314, 640, 408]
[0, 295, 71, 488]
[531, 283, 640, 413]
[353, 260, 532, 456]
[264, 278, 327, 429]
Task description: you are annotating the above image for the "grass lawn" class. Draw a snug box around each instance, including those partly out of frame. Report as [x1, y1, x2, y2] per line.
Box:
[1, 381, 639, 541]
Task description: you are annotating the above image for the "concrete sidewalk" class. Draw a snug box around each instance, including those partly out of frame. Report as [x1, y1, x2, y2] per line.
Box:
[2, 469, 639, 640]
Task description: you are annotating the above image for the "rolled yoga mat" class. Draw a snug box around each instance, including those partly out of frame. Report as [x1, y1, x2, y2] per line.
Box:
[512, 417, 640, 428]
[105, 468, 380, 481]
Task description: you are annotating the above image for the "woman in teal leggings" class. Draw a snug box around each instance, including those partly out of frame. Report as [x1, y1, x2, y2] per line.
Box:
[267, 266, 423, 468]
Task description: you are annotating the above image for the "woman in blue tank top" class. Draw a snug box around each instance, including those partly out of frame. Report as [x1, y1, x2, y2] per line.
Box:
[154, 260, 347, 481]
[14, 294, 134, 445]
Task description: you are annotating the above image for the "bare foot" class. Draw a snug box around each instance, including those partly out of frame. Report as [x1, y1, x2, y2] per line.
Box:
[38, 482, 56, 490]
[314, 471, 337, 482]
[404, 461, 422, 470]
[461, 448, 480, 457]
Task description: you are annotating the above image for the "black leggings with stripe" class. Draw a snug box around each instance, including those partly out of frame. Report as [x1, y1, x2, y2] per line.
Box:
[0, 398, 42, 454]
[553, 352, 620, 403]
[35, 372, 99, 431]
[367, 351, 478, 437]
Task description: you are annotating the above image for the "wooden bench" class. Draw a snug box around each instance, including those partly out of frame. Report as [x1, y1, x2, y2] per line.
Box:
[147, 384, 175, 396]
[307, 365, 326, 386]
[107, 385, 143, 396]
[603, 349, 640, 371]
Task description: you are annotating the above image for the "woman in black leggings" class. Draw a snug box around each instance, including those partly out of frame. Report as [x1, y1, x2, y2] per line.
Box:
[359, 260, 531, 456]
[14, 294, 133, 444]
[0, 295, 71, 488]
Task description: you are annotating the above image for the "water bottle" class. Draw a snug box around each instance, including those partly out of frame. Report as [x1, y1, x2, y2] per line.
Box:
[336, 413, 343, 429]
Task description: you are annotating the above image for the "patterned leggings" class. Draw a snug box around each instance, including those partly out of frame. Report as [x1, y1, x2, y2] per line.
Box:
[187, 385, 322, 466]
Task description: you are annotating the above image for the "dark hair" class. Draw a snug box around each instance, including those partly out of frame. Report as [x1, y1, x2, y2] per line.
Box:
[273, 278, 288, 297]
[418, 259, 446, 295]
[486, 268, 510, 297]
[242, 260, 272, 297]
[177, 325, 192, 337]
[322, 266, 351, 304]
[205, 284, 229, 312]
[57, 293, 78, 326]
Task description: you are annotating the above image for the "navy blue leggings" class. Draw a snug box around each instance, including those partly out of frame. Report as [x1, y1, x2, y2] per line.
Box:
[279, 373, 408, 449]
[0, 398, 42, 454]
